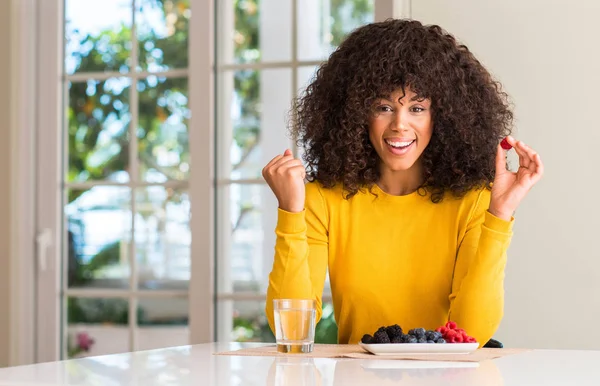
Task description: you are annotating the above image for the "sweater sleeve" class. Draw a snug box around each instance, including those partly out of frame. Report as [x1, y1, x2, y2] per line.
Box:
[265, 182, 330, 334]
[448, 189, 514, 347]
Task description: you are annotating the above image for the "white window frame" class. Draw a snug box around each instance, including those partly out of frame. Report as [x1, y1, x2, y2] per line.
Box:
[212, 0, 411, 341]
[9, 0, 37, 366]
[29, 0, 406, 362]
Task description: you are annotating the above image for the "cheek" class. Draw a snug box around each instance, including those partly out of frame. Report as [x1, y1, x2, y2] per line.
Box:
[368, 120, 386, 143]
[416, 121, 434, 144]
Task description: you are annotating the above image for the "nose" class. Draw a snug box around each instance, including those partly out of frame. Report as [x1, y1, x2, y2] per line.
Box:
[392, 111, 408, 131]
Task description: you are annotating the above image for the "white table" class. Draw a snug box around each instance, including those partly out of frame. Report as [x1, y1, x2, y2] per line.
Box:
[0, 343, 598, 385]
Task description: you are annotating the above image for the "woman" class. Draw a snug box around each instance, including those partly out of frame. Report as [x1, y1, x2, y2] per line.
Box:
[262, 19, 543, 346]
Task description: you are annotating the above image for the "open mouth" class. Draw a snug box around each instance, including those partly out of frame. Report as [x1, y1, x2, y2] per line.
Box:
[385, 139, 415, 148]
[384, 139, 415, 155]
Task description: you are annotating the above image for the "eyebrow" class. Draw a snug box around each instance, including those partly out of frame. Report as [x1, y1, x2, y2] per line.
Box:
[379, 95, 426, 103]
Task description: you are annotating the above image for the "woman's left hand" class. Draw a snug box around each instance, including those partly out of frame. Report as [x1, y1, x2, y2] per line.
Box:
[489, 136, 544, 221]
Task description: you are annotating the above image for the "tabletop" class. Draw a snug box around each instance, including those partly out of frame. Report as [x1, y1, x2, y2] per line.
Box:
[0, 343, 598, 385]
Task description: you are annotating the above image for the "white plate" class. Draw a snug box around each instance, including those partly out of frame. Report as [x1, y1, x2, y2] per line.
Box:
[359, 342, 479, 355]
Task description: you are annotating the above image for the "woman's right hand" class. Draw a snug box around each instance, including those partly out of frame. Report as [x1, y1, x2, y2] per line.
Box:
[262, 149, 306, 213]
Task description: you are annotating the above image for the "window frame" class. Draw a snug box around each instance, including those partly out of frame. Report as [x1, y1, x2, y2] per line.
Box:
[31, 0, 405, 361]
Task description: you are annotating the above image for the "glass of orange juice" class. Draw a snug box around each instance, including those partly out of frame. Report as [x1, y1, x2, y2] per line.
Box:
[273, 299, 316, 353]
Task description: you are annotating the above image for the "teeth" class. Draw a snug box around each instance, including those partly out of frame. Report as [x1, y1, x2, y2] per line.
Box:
[385, 139, 414, 148]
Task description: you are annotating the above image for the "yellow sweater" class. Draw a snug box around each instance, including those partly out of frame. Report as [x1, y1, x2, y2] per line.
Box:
[266, 181, 514, 346]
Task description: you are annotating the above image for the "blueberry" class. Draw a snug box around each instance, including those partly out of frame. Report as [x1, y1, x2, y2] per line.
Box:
[417, 337, 427, 343]
[436, 338, 446, 344]
[406, 336, 418, 344]
[426, 331, 442, 341]
[414, 328, 426, 338]
[427, 340, 435, 344]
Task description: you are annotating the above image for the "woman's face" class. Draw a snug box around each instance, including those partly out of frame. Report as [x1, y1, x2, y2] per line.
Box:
[368, 87, 434, 173]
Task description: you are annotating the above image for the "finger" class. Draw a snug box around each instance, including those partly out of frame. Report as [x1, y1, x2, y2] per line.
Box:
[495, 144, 508, 175]
[529, 153, 544, 183]
[262, 154, 284, 177]
[275, 158, 304, 172]
[283, 148, 293, 157]
[513, 141, 532, 168]
[285, 164, 307, 179]
[276, 163, 306, 180]
[520, 142, 539, 172]
[503, 135, 517, 149]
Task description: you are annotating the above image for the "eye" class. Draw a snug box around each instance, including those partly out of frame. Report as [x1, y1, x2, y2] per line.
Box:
[377, 105, 393, 113]
[410, 106, 426, 113]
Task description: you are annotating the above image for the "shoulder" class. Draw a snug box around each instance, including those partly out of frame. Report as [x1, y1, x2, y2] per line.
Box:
[452, 185, 492, 223]
[305, 181, 346, 203]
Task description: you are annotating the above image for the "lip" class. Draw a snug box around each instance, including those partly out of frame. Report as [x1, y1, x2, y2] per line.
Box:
[384, 138, 415, 156]
[384, 137, 415, 142]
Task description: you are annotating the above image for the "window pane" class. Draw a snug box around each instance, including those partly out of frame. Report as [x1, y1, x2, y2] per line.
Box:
[216, 300, 274, 342]
[138, 77, 189, 182]
[137, 0, 190, 71]
[135, 187, 190, 289]
[67, 187, 131, 289]
[297, 0, 375, 61]
[216, 300, 338, 344]
[297, 66, 318, 95]
[216, 184, 276, 294]
[66, 324, 129, 358]
[67, 78, 132, 183]
[216, 69, 292, 180]
[216, 0, 291, 65]
[138, 297, 189, 325]
[65, 0, 133, 74]
[67, 297, 129, 325]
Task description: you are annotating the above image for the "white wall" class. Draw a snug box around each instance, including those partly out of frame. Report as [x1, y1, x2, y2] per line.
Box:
[412, 0, 600, 349]
[0, 0, 13, 366]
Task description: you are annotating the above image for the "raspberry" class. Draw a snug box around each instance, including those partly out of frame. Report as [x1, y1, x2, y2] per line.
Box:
[500, 137, 512, 150]
[454, 335, 464, 343]
[436, 326, 448, 334]
[445, 330, 457, 338]
[373, 330, 390, 344]
[446, 321, 457, 330]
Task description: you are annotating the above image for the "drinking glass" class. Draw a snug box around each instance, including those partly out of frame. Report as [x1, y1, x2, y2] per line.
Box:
[273, 299, 316, 353]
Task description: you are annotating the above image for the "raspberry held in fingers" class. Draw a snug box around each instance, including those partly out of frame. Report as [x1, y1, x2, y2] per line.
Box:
[500, 137, 512, 150]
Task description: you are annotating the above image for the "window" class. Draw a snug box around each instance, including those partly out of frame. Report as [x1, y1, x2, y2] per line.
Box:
[34, 0, 398, 361]
[214, 0, 375, 343]
[61, 0, 193, 358]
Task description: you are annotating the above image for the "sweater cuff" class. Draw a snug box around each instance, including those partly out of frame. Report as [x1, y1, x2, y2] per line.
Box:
[276, 208, 307, 234]
[483, 210, 514, 234]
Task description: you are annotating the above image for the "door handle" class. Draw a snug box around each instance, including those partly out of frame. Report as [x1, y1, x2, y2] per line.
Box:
[36, 228, 53, 272]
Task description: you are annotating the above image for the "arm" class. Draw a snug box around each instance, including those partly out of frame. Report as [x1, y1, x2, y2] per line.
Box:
[448, 189, 514, 346]
[265, 182, 329, 334]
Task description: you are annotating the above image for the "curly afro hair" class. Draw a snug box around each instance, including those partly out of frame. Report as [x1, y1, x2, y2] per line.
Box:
[292, 19, 513, 203]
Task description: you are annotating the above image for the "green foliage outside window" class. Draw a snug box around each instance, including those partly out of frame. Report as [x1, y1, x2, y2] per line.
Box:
[67, 0, 372, 343]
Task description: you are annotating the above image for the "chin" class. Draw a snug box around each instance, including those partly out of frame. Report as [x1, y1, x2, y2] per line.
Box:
[383, 159, 419, 172]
